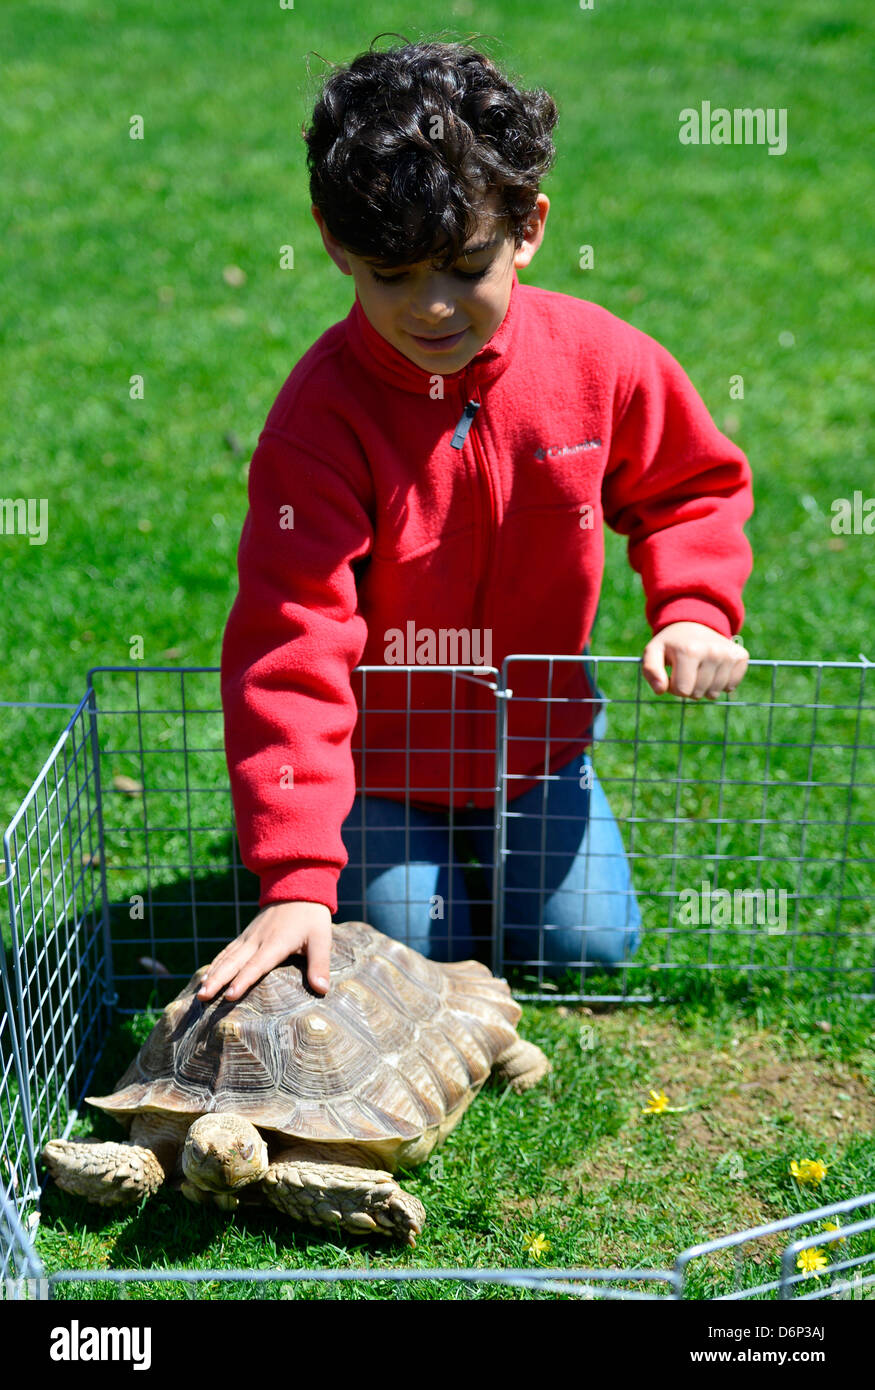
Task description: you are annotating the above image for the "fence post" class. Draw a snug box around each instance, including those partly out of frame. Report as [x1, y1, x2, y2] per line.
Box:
[492, 663, 511, 977]
[85, 671, 117, 1028]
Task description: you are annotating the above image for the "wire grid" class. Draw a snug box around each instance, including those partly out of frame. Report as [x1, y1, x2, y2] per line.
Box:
[675, 1191, 875, 1300]
[502, 654, 874, 1000]
[1, 687, 112, 1213]
[15, 655, 868, 1015]
[42, 1265, 680, 1301]
[35, 1191, 875, 1298]
[5, 1196, 875, 1300]
[0, 1187, 45, 1296]
[0, 657, 873, 1300]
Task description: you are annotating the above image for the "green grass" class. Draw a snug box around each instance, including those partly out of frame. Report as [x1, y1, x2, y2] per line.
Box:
[2, 0, 874, 1299]
[1, 0, 873, 818]
[33, 984, 875, 1299]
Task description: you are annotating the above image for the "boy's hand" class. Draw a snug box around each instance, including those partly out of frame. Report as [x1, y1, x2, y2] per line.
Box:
[197, 901, 333, 1003]
[642, 621, 748, 699]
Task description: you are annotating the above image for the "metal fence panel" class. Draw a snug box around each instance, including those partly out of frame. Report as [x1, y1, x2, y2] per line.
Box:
[1, 689, 112, 1220]
[501, 655, 874, 1000]
[1, 658, 873, 1298]
[0, 1187, 45, 1296]
[675, 1191, 875, 1299]
[44, 1265, 680, 1301]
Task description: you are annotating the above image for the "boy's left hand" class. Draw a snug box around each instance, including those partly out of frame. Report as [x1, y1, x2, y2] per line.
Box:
[642, 621, 748, 699]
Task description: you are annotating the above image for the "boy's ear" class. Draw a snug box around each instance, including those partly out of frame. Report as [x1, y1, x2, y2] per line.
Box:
[311, 204, 354, 276]
[513, 194, 549, 271]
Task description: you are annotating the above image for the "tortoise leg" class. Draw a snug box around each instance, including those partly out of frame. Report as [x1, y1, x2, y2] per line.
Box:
[41, 1113, 182, 1207]
[262, 1142, 426, 1247]
[490, 1038, 551, 1093]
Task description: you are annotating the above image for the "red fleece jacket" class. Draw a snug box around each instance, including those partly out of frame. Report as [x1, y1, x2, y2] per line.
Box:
[221, 268, 753, 911]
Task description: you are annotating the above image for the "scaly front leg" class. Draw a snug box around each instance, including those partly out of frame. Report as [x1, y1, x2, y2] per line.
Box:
[262, 1142, 426, 1247]
[42, 1112, 183, 1206]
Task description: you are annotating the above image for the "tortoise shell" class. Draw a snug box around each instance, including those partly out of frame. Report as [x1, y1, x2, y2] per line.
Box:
[87, 922, 522, 1164]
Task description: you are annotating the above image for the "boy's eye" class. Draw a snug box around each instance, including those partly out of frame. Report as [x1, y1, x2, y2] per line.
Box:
[370, 266, 490, 284]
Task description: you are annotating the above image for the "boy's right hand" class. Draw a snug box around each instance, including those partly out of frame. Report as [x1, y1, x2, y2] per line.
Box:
[196, 901, 333, 1003]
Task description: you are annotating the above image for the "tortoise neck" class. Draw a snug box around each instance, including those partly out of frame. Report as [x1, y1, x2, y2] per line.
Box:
[129, 1111, 192, 1174]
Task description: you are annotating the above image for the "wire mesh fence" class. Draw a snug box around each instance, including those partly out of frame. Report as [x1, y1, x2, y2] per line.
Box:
[1, 656, 873, 1299]
[0, 1187, 45, 1297]
[41, 1264, 682, 1301]
[501, 654, 873, 999]
[676, 1190, 875, 1300]
[4, 1191, 875, 1300]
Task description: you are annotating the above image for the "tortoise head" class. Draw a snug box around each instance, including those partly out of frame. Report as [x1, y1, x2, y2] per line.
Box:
[182, 1114, 269, 1197]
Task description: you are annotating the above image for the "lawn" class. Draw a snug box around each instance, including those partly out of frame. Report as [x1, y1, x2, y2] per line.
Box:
[33, 986, 875, 1299]
[1, 0, 873, 1299]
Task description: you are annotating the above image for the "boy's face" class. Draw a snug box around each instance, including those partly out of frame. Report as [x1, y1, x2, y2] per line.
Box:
[312, 193, 549, 372]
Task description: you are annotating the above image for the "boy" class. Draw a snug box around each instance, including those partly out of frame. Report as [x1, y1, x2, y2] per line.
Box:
[199, 38, 752, 1006]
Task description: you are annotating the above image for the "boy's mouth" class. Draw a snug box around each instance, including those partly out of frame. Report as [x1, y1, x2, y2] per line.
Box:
[407, 327, 468, 351]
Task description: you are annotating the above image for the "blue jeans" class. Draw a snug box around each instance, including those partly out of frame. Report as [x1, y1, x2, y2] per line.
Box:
[335, 748, 642, 978]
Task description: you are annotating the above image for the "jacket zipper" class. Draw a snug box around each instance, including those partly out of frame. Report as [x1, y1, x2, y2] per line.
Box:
[452, 378, 496, 626]
[452, 376, 496, 804]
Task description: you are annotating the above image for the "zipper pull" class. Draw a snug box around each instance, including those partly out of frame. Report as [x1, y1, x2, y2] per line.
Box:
[451, 398, 480, 450]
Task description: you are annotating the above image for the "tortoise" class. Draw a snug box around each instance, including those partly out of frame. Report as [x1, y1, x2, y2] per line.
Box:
[42, 920, 550, 1245]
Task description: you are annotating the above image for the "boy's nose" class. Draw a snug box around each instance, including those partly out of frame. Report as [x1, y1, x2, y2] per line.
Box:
[410, 305, 456, 326]
[407, 281, 456, 319]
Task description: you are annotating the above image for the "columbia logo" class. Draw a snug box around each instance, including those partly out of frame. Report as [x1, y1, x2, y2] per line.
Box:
[534, 439, 601, 461]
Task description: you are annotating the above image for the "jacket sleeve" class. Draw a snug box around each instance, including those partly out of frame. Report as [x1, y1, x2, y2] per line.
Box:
[602, 324, 753, 637]
[221, 427, 374, 912]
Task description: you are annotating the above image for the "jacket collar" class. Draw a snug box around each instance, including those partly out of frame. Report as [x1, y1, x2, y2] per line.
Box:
[345, 266, 521, 393]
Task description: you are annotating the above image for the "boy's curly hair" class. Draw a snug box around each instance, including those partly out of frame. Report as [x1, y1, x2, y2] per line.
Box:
[303, 36, 559, 270]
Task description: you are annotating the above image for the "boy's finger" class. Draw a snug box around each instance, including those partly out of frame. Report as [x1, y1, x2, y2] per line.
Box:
[692, 658, 719, 699]
[197, 940, 256, 999]
[307, 932, 333, 995]
[667, 651, 700, 697]
[726, 651, 749, 691]
[224, 935, 302, 1000]
[709, 652, 748, 697]
[197, 962, 232, 1001]
[704, 657, 737, 698]
[640, 638, 669, 693]
[223, 957, 269, 1002]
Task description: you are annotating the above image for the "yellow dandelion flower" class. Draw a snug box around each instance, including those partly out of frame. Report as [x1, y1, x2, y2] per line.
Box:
[522, 1231, 552, 1261]
[643, 1089, 670, 1113]
[790, 1159, 828, 1185]
[797, 1248, 828, 1277]
[822, 1221, 846, 1245]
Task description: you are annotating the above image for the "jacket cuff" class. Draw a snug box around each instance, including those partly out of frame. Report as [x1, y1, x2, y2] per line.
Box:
[258, 864, 339, 915]
[649, 598, 738, 639]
